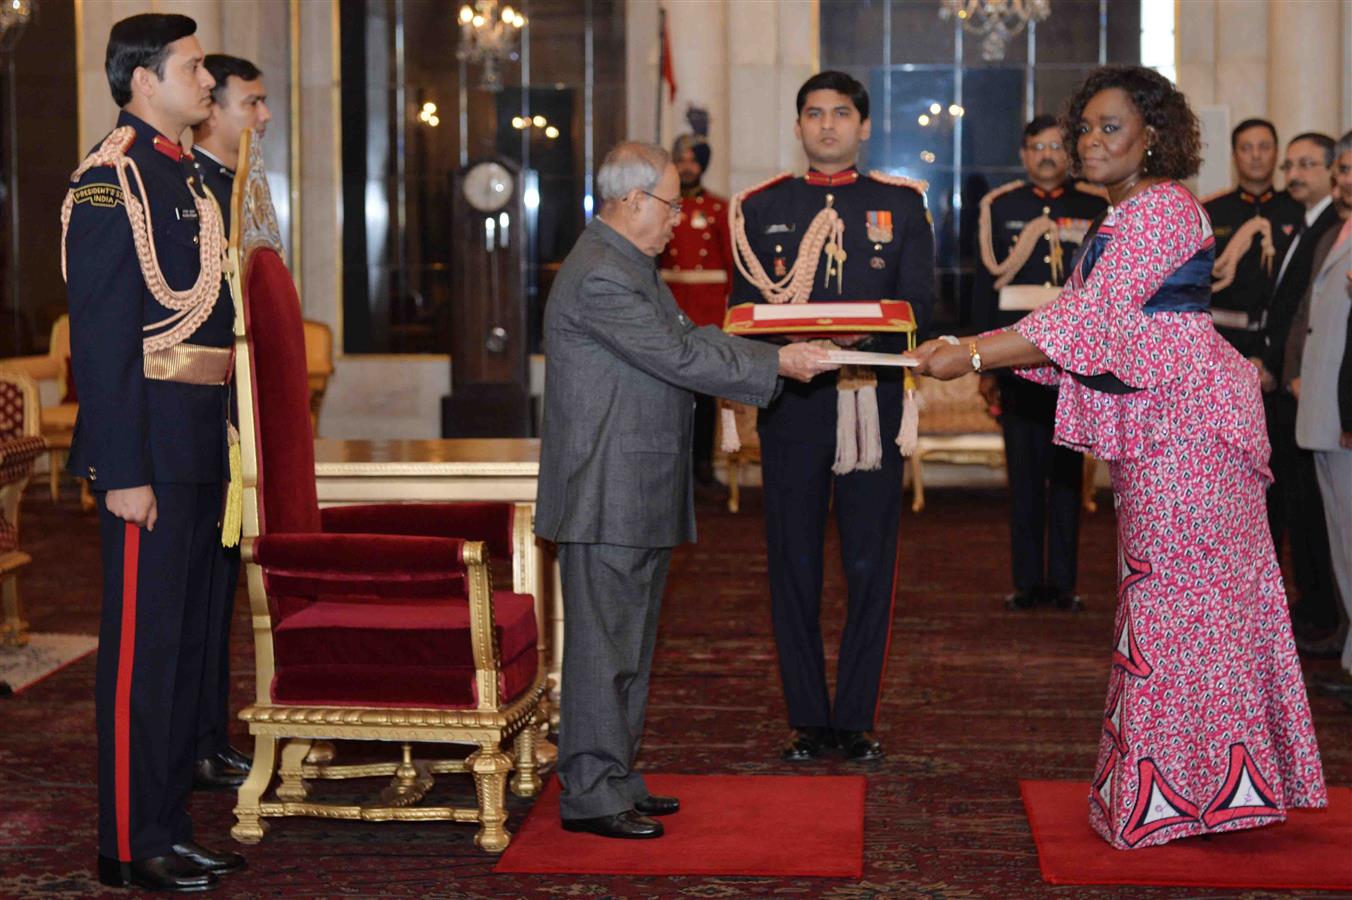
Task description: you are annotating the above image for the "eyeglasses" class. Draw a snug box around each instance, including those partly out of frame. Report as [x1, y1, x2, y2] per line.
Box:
[1279, 159, 1326, 173]
[1026, 141, 1063, 152]
[639, 190, 683, 214]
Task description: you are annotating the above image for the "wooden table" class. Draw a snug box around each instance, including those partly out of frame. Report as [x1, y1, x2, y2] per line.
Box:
[312, 438, 562, 710]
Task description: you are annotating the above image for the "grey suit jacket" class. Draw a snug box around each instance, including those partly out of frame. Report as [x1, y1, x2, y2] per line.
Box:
[535, 218, 780, 547]
[1294, 224, 1351, 451]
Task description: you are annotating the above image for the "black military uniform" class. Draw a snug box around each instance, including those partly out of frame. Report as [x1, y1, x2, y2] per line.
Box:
[187, 144, 247, 780]
[65, 111, 235, 865]
[1204, 186, 1302, 357]
[731, 167, 936, 741]
[972, 180, 1105, 607]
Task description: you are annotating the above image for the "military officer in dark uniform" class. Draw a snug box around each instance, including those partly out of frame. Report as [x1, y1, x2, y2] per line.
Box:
[1203, 118, 1302, 358]
[972, 115, 1106, 611]
[731, 71, 936, 762]
[183, 51, 272, 792]
[65, 14, 245, 892]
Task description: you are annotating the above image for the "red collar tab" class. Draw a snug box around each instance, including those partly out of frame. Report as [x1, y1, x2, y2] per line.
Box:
[152, 134, 192, 162]
[1032, 185, 1066, 200]
[1239, 188, 1274, 204]
[804, 169, 860, 187]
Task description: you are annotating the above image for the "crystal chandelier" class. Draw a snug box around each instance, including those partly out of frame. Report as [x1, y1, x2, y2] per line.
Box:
[938, 0, 1051, 62]
[457, 0, 526, 92]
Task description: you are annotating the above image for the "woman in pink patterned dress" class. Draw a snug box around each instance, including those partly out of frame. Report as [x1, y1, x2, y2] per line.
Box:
[910, 66, 1326, 849]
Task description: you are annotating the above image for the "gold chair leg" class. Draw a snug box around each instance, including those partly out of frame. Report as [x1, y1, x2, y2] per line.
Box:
[231, 734, 278, 844]
[0, 567, 29, 648]
[468, 746, 512, 853]
[1082, 455, 1099, 513]
[304, 740, 336, 765]
[48, 450, 62, 502]
[727, 456, 741, 514]
[380, 743, 433, 806]
[910, 454, 927, 513]
[510, 712, 542, 798]
[275, 738, 313, 802]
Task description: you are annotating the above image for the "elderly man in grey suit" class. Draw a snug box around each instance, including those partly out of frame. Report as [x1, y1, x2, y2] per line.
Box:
[536, 141, 835, 840]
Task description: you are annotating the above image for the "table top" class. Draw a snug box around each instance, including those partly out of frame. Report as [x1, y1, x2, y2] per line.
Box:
[313, 438, 540, 477]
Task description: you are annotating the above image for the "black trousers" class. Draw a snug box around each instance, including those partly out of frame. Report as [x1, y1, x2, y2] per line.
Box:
[95, 482, 230, 861]
[1266, 393, 1339, 629]
[759, 428, 902, 733]
[999, 376, 1082, 593]
[691, 393, 716, 472]
[194, 545, 240, 760]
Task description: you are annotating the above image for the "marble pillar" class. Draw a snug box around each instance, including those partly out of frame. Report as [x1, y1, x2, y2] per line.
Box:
[1267, 0, 1342, 144]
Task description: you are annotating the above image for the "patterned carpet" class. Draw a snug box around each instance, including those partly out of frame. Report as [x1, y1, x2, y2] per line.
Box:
[1, 481, 1348, 898]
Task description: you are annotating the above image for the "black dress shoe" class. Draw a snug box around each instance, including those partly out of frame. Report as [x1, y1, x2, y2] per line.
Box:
[1052, 589, 1086, 612]
[634, 794, 680, 816]
[1004, 589, 1038, 610]
[837, 730, 884, 762]
[561, 809, 664, 839]
[214, 745, 252, 773]
[192, 757, 246, 791]
[171, 841, 246, 875]
[782, 726, 836, 761]
[97, 854, 218, 892]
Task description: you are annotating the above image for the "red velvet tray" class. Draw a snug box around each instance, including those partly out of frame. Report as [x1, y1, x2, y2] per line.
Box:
[723, 300, 916, 336]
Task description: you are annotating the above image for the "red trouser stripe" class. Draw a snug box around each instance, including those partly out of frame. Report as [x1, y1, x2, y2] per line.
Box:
[114, 522, 141, 862]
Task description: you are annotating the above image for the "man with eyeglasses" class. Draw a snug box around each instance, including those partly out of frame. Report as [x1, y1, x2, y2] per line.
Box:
[1260, 131, 1342, 656]
[972, 114, 1106, 613]
[1204, 119, 1303, 359]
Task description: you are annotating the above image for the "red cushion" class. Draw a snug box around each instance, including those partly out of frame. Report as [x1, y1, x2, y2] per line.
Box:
[270, 591, 539, 708]
[320, 503, 516, 564]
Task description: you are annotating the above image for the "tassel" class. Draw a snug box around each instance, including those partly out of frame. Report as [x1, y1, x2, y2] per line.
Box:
[221, 422, 243, 548]
[720, 404, 741, 453]
[898, 370, 920, 457]
[833, 388, 859, 475]
[856, 384, 882, 471]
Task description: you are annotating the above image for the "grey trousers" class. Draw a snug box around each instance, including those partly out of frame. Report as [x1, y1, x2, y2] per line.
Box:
[1313, 449, 1352, 673]
[556, 542, 672, 820]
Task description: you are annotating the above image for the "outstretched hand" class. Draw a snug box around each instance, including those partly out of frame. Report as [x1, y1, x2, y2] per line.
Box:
[904, 338, 972, 381]
[778, 342, 841, 383]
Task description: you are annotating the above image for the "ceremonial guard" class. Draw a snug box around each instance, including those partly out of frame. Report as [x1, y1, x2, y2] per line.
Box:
[972, 115, 1106, 611]
[731, 71, 936, 762]
[184, 51, 273, 793]
[1204, 118, 1302, 358]
[659, 131, 734, 488]
[64, 14, 245, 892]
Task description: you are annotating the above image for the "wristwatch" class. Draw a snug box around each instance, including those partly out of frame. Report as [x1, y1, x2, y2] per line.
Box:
[968, 341, 983, 373]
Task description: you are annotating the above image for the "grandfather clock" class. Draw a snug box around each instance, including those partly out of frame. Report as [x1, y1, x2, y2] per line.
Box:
[442, 157, 532, 437]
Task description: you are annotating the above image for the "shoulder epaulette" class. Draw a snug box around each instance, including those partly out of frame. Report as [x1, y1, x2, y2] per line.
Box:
[1074, 181, 1110, 201]
[1199, 186, 1233, 205]
[734, 172, 792, 204]
[979, 178, 1025, 210]
[866, 170, 929, 201]
[70, 126, 136, 181]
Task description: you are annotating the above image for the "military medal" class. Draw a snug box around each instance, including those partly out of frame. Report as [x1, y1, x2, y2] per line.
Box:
[870, 256, 885, 270]
[866, 210, 893, 243]
[690, 210, 708, 229]
[774, 256, 787, 277]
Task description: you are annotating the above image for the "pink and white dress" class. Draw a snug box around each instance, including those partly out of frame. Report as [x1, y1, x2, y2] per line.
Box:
[1012, 180, 1327, 849]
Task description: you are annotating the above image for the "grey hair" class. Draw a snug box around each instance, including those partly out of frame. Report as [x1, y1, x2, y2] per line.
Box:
[1336, 129, 1352, 161]
[597, 141, 669, 203]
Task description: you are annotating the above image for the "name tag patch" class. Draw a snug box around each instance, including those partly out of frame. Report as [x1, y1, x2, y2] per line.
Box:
[764, 223, 795, 235]
[72, 183, 124, 208]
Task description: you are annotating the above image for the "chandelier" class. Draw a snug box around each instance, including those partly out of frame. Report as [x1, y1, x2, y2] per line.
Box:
[938, 0, 1051, 62]
[457, 0, 526, 91]
[0, 0, 35, 53]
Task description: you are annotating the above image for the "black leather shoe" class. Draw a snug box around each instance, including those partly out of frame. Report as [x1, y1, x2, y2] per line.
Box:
[1004, 589, 1037, 610]
[634, 794, 680, 816]
[837, 730, 884, 762]
[782, 726, 835, 761]
[97, 854, 218, 892]
[171, 841, 246, 875]
[1052, 590, 1086, 612]
[214, 745, 252, 773]
[561, 809, 664, 839]
[192, 757, 246, 791]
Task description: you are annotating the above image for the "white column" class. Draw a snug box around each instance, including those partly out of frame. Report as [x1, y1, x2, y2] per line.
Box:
[663, 0, 729, 195]
[1267, 0, 1342, 145]
[1214, 0, 1268, 125]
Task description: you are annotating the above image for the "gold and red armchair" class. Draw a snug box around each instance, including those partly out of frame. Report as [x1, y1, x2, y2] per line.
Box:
[0, 370, 45, 646]
[228, 130, 546, 852]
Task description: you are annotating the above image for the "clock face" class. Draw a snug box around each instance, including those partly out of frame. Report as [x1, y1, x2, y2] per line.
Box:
[463, 161, 514, 212]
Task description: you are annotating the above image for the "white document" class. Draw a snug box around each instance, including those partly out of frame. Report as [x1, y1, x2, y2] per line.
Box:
[825, 350, 918, 367]
[752, 302, 884, 321]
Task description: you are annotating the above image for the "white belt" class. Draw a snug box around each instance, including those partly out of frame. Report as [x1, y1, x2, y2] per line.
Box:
[661, 269, 728, 285]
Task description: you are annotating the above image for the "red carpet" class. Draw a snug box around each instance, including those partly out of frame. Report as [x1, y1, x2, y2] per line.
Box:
[494, 773, 865, 877]
[1021, 780, 1352, 890]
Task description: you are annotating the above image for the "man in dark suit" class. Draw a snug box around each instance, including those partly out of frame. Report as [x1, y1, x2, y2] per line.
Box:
[1260, 131, 1341, 652]
[65, 13, 245, 892]
[972, 115, 1106, 612]
[536, 141, 834, 840]
[184, 51, 272, 793]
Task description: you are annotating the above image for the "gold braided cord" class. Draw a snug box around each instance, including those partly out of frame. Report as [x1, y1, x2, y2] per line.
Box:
[1211, 215, 1275, 293]
[864, 170, 929, 196]
[731, 173, 842, 305]
[977, 179, 1067, 289]
[60, 126, 226, 354]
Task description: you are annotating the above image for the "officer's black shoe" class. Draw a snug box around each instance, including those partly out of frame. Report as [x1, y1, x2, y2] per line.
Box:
[192, 757, 246, 791]
[634, 794, 680, 816]
[213, 745, 253, 773]
[1004, 589, 1037, 610]
[781, 726, 836, 761]
[836, 730, 884, 762]
[1052, 590, 1086, 612]
[171, 841, 246, 875]
[694, 460, 718, 487]
[97, 854, 218, 892]
[561, 810, 664, 839]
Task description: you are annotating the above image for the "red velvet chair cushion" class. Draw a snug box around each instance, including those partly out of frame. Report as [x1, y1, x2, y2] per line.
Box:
[271, 591, 539, 708]
[245, 248, 320, 534]
[255, 532, 468, 601]
[320, 502, 516, 565]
